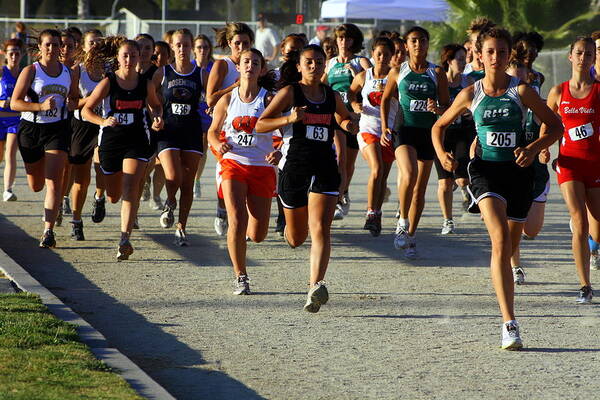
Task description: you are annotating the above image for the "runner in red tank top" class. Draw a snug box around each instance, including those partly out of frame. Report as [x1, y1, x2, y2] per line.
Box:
[545, 36, 600, 304]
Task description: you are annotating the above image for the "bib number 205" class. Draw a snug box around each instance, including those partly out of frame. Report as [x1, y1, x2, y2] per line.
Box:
[306, 125, 328, 142]
[487, 131, 516, 148]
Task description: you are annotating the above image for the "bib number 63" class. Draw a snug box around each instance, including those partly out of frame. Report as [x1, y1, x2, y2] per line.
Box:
[306, 125, 328, 142]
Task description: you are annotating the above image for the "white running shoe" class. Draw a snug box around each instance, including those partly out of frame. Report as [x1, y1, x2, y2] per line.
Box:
[214, 213, 228, 236]
[576, 285, 593, 304]
[174, 229, 189, 246]
[404, 235, 417, 259]
[512, 267, 526, 285]
[160, 201, 176, 228]
[193, 179, 202, 199]
[591, 251, 600, 270]
[394, 222, 409, 250]
[303, 281, 329, 313]
[2, 189, 17, 202]
[501, 320, 523, 350]
[441, 219, 455, 235]
[233, 274, 251, 295]
[333, 203, 344, 220]
[150, 196, 162, 211]
[117, 239, 134, 261]
[340, 192, 350, 215]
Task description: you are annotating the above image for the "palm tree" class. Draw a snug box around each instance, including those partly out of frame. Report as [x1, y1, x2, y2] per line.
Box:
[426, 0, 600, 50]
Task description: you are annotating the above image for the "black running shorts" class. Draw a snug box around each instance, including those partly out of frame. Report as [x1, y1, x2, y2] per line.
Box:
[278, 164, 341, 209]
[392, 125, 435, 161]
[18, 119, 70, 163]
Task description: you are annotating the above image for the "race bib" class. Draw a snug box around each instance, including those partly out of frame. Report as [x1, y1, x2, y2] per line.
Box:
[568, 122, 593, 141]
[43, 108, 58, 118]
[487, 132, 516, 148]
[337, 91, 348, 104]
[306, 125, 328, 142]
[409, 99, 428, 112]
[235, 133, 255, 147]
[114, 112, 134, 126]
[171, 103, 191, 116]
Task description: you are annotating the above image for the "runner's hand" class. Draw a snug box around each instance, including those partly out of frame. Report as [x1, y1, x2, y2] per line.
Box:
[218, 142, 232, 155]
[39, 96, 56, 111]
[288, 106, 306, 124]
[152, 116, 163, 131]
[380, 128, 393, 147]
[538, 148, 550, 164]
[102, 116, 118, 127]
[441, 152, 458, 172]
[426, 98, 438, 114]
[266, 150, 282, 165]
[514, 147, 535, 167]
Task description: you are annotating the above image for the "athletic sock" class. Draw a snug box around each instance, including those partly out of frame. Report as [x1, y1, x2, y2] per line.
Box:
[398, 218, 409, 229]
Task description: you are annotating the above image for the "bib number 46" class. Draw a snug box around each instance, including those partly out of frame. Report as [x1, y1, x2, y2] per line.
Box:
[568, 122, 593, 141]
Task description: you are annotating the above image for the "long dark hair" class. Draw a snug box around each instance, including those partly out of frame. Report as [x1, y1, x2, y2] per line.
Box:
[277, 44, 326, 89]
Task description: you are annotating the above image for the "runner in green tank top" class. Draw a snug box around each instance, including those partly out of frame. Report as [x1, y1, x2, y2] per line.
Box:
[381, 26, 449, 259]
[323, 23, 371, 222]
[432, 28, 563, 350]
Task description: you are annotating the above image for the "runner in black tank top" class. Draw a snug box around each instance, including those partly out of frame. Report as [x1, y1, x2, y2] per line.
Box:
[152, 29, 205, 246]
[256, 45, 358, 313]
[82, 38, 163, 261]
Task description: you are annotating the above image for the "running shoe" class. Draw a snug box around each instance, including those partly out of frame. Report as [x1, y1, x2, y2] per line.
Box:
[91, 195, 106, 223]
[3, 189, 17, 202]
[394, 222, 409, 250]
[150, 196, 163, 211]
[303, 281, 329, 313]
[275, 214, 285, 237]
[340, 192, 351, 215]
[512, 266, 526, 285]
[591, 250, 600, 271]
[39, 229, 56, 248]
[174, 229, 188, 246]
[441, 219, 455, 235]
[193, 179, 202, 199]
[364, 212, 381, 237]
[405, 235, 417, 260]
[214, 211, 228, 236]
[576, 285, 593, 304]
[62, 196, 72, 215]
[233, 274, 251, 295]
[70, 221, 85, 241]
[333, 203, 344, 220]
[117, 239, 134, 261]
[141, 181, 151, 202]
[522, 234, 535, 241]
[132, 216, 140, 230]
[55, 205, 63, 227]
[501, 320, 523, 350]
[160, 201, 176, 229]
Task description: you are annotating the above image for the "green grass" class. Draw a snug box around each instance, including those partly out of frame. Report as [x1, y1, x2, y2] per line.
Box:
[0, 293, 143, 400]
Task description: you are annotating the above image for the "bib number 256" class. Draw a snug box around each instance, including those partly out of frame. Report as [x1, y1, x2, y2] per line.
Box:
[306, 125, 328, 142]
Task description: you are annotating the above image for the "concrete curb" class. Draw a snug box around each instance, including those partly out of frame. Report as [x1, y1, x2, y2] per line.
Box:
[0, 248, 175, 400]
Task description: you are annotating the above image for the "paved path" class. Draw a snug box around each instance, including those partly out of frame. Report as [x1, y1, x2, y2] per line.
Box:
[1, 155, 600, 399]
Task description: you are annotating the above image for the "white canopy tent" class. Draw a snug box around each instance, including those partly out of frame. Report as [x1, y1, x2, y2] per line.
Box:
[320, 0, 449, 22]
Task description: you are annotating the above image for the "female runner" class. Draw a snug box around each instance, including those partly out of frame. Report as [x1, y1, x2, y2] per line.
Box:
[348, 36, 396, 236]
[82, 37, 163, 260]
[208, 48, 279, 294]
[257, 44, 358, 313]
[153, 28, 204, 246]
[463, 18, 495, 81]
[432, 28, 562, 349]
[324, 23, 371, 220]
[434, 44, 474, 235]
[207, 22, 254, 236]
[192, 34, 214, 199]
[545, 36, 600, 303]
[11, 29, 78, 247]
[1, 38, 24, 202]
[68, 29, 103, 240]
[380, 26, 449, 259]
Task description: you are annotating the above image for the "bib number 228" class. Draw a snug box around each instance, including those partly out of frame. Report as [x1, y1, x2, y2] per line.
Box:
[306, 125, 328, 142]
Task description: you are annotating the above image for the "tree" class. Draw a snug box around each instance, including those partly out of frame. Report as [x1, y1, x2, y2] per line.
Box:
[425, 0, 600, 50]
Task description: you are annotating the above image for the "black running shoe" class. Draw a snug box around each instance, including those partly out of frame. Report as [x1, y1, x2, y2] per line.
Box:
[91, 196, 106, 223]
[39, 229, 56, 248]
[70, 221, 85, 241]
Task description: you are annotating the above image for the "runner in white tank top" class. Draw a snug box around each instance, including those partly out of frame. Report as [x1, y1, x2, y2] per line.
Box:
[206, 22, 254, 237]
[207, 48, 280, 295]
[348, 37, 396, 237]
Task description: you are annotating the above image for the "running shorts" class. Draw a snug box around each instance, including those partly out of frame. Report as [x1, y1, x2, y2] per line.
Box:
[358, 132, 395, 164]
[156, 126, 204, 155]
[392, 125, 435, 161]
[69, 117, 99, 164]
[18, 119, 70, 163]
[556, 155, 600, 188]
[219, 158, 276, 198]
[434, 126, 475, 180]
[278, 164, 341, 209]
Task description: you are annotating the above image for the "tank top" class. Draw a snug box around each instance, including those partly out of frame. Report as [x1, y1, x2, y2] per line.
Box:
[448, 74, 471, 126]
[327, 56, 364, 105]
[139, 64, 158, 82]
[469, 76, 527, 162]
[558, 81, 600, 161]
[222, 87, 273, 166]
[0, 66, 17, 112]
[74, 64, 102, 121]
[220, 57, 239, 90]
[524, 73, 543, 144]
[467, 69, 485, 82]
[21, 62, 71, 124]
[161, 64, 203, 129]
[360, 67, 396, 125]
[397, 61, 438, 128]
[279, 83, 337, 171]
[100, 72, 149, 142]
